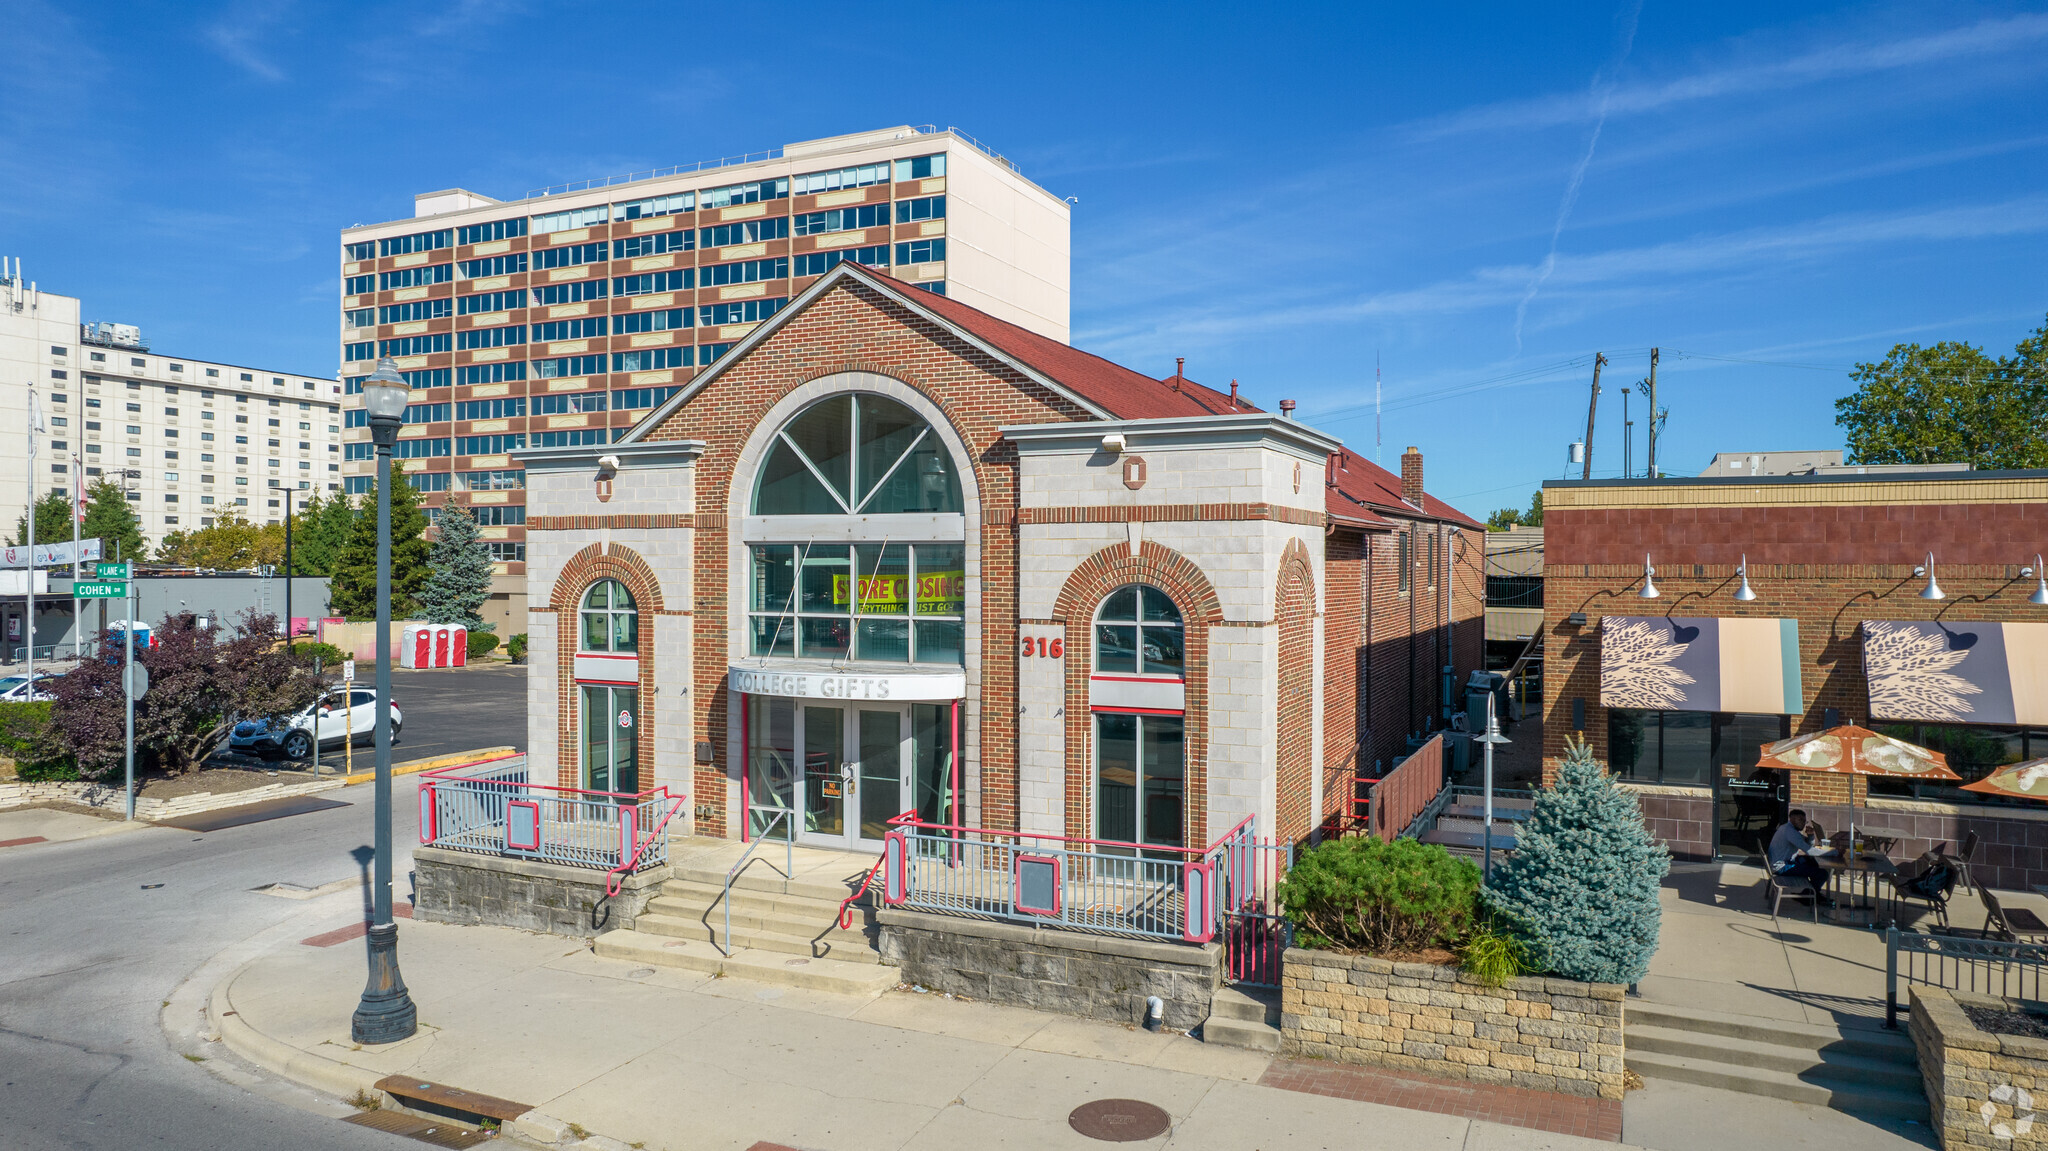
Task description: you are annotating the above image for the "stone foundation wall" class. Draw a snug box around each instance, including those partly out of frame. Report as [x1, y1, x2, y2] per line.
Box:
[1280, 946, 1627, 1100]
[1912, 985, 2048, 1150]
[412, 845, 667, 937]
[877, 908, 1221, 1030]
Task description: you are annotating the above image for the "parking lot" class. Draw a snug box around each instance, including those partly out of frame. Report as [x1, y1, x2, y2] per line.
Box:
[302, 661, 527, 770]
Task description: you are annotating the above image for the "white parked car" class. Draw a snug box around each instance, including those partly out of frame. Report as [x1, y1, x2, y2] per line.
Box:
[0, 672, 58, 702]
[228, 688, 403, 760]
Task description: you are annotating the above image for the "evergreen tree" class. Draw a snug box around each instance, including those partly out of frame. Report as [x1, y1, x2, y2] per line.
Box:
[80, 479, 147, 564]
[9, 491, 74, 549]
[417, 502, 494, 631]
[288, 491, 358, 577]
[1486, 734, 1668, 985]
[329, 462, 431, 620]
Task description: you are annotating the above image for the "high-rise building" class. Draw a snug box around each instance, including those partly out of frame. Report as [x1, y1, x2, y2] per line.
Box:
[0, 263, 345, 554]
[336, 126, 1071, 631]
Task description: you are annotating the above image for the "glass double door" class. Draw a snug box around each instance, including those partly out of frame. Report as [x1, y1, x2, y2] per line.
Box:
[581, 684, 639, 795]
[795, 704, 910, 848]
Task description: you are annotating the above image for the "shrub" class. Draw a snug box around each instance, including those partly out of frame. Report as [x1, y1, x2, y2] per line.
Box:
[0, 701, 74, 781]
[506, 633, 528, 663]
[1486, 734, 1670, 985]
[466, 630, 500, 658]
[290, 642, 346, 670]
[1279, 835, 1479, 954]
[1456, 919, 1535, 987]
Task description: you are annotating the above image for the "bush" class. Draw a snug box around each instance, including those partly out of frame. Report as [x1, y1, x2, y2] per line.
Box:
[0, 701, 74, 781]
[1279, 835, 1479, 954]
[1456, 919, 1536, 987]
[466, 630, 500, 658]
[290, 642, 346, 670]
[506, 633, 528, 663]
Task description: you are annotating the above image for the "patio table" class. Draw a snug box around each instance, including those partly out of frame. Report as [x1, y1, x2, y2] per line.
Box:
[1819, 852, 1900, 927]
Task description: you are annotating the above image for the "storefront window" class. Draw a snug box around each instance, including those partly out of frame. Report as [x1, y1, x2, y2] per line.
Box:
[1870, 724, 2035, 803]
[1094, 585, 1183, 677]
[1605, 708, 1742, 788]
[752, 394, 961, 514]
[580, 579, 637, 653]
[747, 541, 964, 664]
[1095, 712, 1185, 849]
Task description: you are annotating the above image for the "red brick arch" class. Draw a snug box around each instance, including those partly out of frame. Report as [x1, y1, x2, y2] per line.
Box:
[1274, 538, 1317, 841]
[1053, 541, 1224, 847]
[549, 544, 664, 790]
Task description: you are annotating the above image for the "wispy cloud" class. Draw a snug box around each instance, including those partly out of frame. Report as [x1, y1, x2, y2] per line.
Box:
[1411, 14, 2048, 140]
[202, 1, 292, 82]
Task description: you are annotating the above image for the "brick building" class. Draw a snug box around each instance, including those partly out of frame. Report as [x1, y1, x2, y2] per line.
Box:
[1539, 468, 2048, 887]
[514, 260, 1481, 855]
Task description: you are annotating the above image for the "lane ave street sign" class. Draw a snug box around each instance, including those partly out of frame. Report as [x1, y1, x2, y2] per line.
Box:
[95, 562, 130, 579]
[75, 581, 127, 598]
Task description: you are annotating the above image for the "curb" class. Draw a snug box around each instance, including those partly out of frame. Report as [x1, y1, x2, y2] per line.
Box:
[209, 962, 387, 1105]
[342, 747, 519, 787]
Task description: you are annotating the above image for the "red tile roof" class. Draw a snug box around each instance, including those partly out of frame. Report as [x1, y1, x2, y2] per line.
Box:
[846, 263, 1480, 530]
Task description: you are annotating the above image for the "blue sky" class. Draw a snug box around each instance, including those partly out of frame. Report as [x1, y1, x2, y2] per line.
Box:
[6, 2, 2045, 519]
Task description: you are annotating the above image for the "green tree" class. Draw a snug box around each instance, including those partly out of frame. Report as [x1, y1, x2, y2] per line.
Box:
[1835, 316, 2048, 470]
[153, 510, 284, 570]
[329, 462, 431, 620]
[1485, 734, 1669, 985]
[418, 502, 494, 632]
[9, 490, 73, 549]
[1523, 489, 1543, 528]
[1486, 507, 1522, 532]
[80, 479, 147, 564]
[287, 491, 358, 577]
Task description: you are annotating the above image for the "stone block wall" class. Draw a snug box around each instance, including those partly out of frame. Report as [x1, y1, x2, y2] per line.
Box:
[412, 845, 667, 938]
[1280, 946, 1627, 1100]
[1912, 985, 2048, 1150]
[878, 908, 1221, 1030]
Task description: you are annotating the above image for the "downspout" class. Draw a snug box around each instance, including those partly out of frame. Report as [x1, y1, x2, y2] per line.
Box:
[739, 691, 749, 842]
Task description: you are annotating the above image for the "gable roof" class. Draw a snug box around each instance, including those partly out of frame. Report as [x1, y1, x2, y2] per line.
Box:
[618, 260, 1479, 528]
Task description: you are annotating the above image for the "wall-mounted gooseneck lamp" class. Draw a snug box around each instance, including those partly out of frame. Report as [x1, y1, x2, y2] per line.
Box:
[1733, 555, 1758, 602]
[2028, 556, 2047, 607]
[1638, 554, 1659, 599]
[1916, 553, 1945, 601]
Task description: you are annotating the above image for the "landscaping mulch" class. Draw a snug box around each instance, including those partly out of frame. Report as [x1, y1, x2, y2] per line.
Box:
[134, 766, 325, 799]
[1964, 1003, 2048, 1041]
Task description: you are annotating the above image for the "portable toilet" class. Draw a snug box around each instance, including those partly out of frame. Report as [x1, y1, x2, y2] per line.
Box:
[398, 623, 426, 669]
[451, 626, 468, 667]
[429, 626, 448, 668]
[103, 621, 152, 664]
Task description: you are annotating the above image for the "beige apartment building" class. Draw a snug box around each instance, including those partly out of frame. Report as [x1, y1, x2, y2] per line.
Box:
[336, 125, 1072, 632]
[0, 265, 345, 555]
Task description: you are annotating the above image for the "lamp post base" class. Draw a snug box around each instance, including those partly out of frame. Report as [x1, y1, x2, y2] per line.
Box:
[350, 922, 417, 1044]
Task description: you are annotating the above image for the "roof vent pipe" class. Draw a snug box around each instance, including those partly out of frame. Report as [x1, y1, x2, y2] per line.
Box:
[1229, 378, 1239, 408]
[1278, 399, 1296, 419]
[1172, 357, 1184, 391]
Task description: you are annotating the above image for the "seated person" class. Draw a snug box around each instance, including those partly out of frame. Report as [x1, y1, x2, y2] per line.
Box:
[1767, 809, 1834, 903]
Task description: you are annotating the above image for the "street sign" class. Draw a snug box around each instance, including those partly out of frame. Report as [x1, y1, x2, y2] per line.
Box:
[75, 581, 127, 598]
[343, 659, 356, 682]
[95, 562, 130, 579]
[124, 663, 149, 700]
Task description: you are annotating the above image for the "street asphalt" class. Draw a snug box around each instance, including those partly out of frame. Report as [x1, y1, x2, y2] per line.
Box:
[0, 663, 525, 1149]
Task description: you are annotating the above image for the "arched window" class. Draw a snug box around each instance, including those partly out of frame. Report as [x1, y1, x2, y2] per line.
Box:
[580, 579, 637, 653]
[752, 394, 962, 515]
[1093, 585, 1183, 677]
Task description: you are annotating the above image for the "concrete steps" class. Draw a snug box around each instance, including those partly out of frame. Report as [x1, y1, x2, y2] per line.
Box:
[1201, 986, 1281, 1051]
[592, 929, 898, 998]
[635, 876, 885, 965]
[1625, 1001, 1926, 1120]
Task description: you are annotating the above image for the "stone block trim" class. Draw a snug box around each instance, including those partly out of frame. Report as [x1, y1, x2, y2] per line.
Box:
[530, 513, 720, 531]
[547, 542, 668, 791]
[1280, 946, 1627, 1101]
[411, 846, 668, 937]
[1052, 540, 1223, 846]
[1912, 985, 2047, 1150]
[1016, 503, 1327, 527]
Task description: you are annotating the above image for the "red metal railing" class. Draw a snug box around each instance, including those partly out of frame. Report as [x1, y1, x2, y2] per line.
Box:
[1367, 734, 1445, 841]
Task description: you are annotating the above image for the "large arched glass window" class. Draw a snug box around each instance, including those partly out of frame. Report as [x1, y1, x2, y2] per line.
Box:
[580, 579, 638, 653]
[747, 393, 966, 666]
[753, 394, 962, 515]
[1094, 585, 1183, 677]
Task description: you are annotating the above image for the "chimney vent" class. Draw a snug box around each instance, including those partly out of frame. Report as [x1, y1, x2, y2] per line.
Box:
[1172, 357, 1184, 391]
[1401, 446, 1425, 506]
[1279, 399, 1297, 419]
[1229, 378, 1239, 408]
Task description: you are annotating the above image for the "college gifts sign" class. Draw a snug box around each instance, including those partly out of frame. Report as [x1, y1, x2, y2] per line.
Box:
[1600, 616, 1804, 714]
[728, 665, 965, 702]
[1862, 620, 2048, 725]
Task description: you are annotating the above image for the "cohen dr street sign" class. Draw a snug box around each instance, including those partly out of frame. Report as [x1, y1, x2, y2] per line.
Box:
[74, 581, 127, 598]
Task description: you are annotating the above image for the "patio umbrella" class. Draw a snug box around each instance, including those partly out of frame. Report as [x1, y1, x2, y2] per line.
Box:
[1754, 724, 1960, 849]
[1960, 758, 2048, 801]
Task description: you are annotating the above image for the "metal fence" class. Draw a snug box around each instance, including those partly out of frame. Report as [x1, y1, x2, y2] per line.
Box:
[1885, 925, 2048, 1028]
[419, 756, 683, 882]
[877, 813, 1293, 983]
[1366, 734, 1445, 841]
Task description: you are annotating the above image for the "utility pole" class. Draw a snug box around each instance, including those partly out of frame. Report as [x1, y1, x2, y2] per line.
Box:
[1622, 387, 1633, 479]
[1582, 353, 1606, 481]
[26, 385, 38, 683]
[1646, 347, 1660, 479]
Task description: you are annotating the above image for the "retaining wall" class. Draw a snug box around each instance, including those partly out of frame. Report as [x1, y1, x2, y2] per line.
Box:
[1912, 985, 2048, 1150]
[877, 908, 1222, 1029]
[412, 844, 667, 937]
[1280, 946, 1627, 1100]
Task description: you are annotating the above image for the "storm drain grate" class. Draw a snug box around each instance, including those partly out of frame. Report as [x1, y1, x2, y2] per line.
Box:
[341, 1109, 490, 1147]
[1068, 1099, 1172, 1142]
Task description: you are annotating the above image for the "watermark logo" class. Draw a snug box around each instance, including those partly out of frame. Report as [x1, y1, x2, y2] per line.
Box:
[1982, 1084, 2036, 1140]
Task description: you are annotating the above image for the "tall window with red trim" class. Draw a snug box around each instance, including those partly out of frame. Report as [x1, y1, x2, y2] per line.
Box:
[1094, 585, 1185, 849]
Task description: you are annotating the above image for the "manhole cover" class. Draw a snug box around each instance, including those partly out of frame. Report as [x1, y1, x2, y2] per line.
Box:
[1069, 1099, 1171, 1142]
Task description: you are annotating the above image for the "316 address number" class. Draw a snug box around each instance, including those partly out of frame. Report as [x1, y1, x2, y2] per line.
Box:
[1021, 637, 1064, 658]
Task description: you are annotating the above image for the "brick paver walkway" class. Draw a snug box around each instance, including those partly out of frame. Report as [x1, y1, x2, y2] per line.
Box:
[1259, 1057, 1623, 1142]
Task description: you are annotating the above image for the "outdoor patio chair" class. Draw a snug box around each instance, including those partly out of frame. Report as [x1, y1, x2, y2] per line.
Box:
[1978, 886, 2048, 943]
[1956, 830, 1981, 894]
[1763, 864, 1820, 923]
[1888, 852, 1956, 930]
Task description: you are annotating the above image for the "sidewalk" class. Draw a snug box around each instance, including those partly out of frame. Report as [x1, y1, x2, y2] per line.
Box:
[205, 907, 1649, 1151]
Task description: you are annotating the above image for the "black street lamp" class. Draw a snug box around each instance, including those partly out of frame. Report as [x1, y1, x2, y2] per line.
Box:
[351, 358, 417, 1044]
